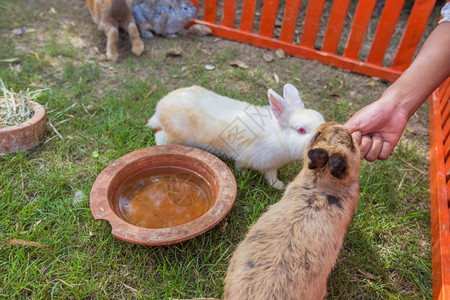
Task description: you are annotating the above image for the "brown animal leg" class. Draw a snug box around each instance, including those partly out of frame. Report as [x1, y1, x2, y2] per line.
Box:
[100, 22, 119, 61]
[125, 21, 144, 56]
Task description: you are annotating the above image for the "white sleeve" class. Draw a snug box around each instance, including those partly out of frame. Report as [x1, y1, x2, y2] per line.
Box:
[440, 2, 450, 24]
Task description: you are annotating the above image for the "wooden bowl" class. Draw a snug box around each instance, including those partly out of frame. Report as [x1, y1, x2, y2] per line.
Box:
[0, 101, 47, 155]
[89, 145, 237, 246]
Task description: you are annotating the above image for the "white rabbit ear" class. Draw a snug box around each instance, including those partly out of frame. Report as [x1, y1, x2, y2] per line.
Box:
[268, 88, 290, 124]
[283, 84, 304, 109]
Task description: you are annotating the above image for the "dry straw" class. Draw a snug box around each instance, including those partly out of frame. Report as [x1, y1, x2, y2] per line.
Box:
[0, 79, 47, 128]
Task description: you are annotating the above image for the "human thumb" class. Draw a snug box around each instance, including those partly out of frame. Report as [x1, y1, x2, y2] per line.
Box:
[344, 115, 361, 134]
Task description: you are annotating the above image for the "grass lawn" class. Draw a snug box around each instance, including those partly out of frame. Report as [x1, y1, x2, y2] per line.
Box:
[0, 0, 435, 298]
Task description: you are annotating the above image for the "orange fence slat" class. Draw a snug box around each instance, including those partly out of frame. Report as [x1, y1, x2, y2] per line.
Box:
[321, 0, 351, 54]
[391, 0, 436, 71]
[445, 136, 450, 162]
[259, 0, 280, 38]
[222, 0, 237, 28]
[204, 0, 218, 23]
[191, 0, 198, 9]
[445, 137, 450, 161]
[300, 0, 326, 48]
[440, 79, 450, 97]
[343, 0, 377, 60]
[442, 89, 450, 111]
[239, 0, 257, 32]
[430, 88, 450, 300]
[444, 121, 450, 142]
[366, 0, 405, 65]
[446, 159, 450, 182]
[447, 179, 450, 199]
[279, 0, 303, 43]
[443, 101, 450, 125]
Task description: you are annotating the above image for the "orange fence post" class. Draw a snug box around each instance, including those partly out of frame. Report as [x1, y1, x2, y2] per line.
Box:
[343, 0, 377, 60]
[366, 0, 405, 65]
[321, 0, 351, 54]
[239, 0, 257, 32]
[259, 0, 280, 38]
[222, 0, 237, 28]
[391, 0, 436, 71]
[300, 0, 326, 48]
[279, 0, 303, 43]
[203, 0, 218, 23]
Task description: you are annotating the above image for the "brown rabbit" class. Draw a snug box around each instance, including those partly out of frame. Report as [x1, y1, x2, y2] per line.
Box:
[84, 0, 144, 61]
[224, 122, 361, 300]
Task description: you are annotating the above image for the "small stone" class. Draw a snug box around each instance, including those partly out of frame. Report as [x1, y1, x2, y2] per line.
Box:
[230, 60, 249, 69]
[12, 27, 27, 35]
[187, 24, 212, 36]
[166, 47, 182, 57]
[275, 49, 285, 59]
[263, 53, 274, 62]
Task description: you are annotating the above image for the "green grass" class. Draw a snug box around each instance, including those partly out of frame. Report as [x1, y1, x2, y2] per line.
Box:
[0, 0, 432, 299]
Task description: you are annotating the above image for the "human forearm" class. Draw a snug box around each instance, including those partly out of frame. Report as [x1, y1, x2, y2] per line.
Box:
[379, 22, 450, 119]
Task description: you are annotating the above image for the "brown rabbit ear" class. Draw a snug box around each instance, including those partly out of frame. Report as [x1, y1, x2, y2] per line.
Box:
[308, 131, 321, 148]
[308, 148, 329, 169]
[329, 153, 347, 179]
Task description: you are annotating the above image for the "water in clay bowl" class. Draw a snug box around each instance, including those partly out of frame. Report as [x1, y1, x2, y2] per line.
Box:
[117, 167, 215, 229]
[89, 145, 237, 246]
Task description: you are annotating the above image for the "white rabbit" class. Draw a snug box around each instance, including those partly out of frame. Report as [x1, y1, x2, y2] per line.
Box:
[148, 84, 325, 189]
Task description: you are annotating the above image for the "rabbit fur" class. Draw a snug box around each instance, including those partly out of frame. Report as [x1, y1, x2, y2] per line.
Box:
[148, 84, 325, 189]
[223, 122, 361, 300]
[84, 0, 144, 61]
[132, 0, 197, 38]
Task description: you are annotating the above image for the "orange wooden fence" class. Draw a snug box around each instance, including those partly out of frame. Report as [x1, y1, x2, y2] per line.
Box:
[430, 76, 450, 300]
[191, 0, 437, 82]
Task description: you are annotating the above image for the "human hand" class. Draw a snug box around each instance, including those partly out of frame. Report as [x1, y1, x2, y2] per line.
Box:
[344, 21, 450, 162]
[344, 99, 409, 162]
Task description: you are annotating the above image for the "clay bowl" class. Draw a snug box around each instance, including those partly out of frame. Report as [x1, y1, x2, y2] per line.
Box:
[89, 144, 237, 246]
[0, 101, 47, 155]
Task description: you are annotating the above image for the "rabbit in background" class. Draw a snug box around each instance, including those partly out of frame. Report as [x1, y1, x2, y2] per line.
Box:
[148, 84, 325, 189]
[223, 122, 361, 300]
[132, 0, 197, 38]
[84, 0, 144, 61]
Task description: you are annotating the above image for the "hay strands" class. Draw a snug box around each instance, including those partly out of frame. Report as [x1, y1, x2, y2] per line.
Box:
[0, 78, 48, 128]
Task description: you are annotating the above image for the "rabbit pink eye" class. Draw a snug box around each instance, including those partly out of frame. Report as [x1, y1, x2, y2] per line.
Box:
[297, 127, 306, 134]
